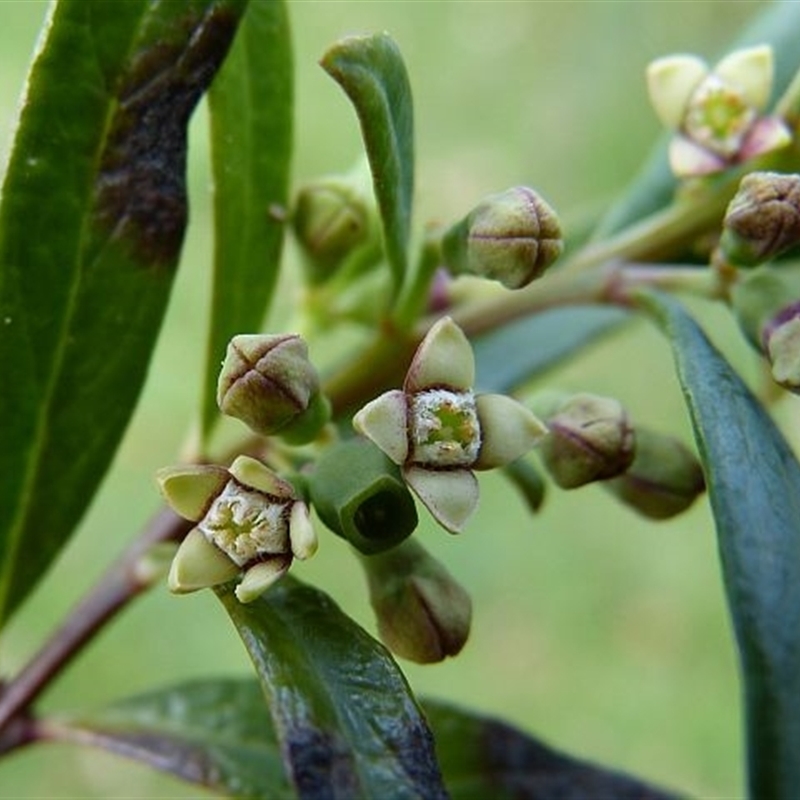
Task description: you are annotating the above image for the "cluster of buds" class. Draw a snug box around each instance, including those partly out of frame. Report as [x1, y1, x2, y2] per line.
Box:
[353, 317, 547, 533]
[646, 45, 790, 178]
[441, 186, 563, 289]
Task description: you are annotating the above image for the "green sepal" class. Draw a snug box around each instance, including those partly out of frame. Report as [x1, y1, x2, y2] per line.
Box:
[308, 438, 418, 554]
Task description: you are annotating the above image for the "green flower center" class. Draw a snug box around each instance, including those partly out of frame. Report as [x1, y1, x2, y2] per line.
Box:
[409, 389, 481, 467]
[684, 75, 756, 158]
[199, 481, 289, 567]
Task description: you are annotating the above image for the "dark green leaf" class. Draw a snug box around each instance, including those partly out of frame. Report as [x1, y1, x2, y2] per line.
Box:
[216, 576, 447, 800]
[642, 292, 800, 798]
[201, 0, 293, 440]
[423, 700, 683, 800]
[595, 0, 800, 238]
[320, 33, 414, 296]
[51, 678, 292, 799]
[0, 0, 247, 628]
[473, 305, 629, 394]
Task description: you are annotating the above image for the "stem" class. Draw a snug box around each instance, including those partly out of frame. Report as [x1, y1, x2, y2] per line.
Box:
[0, 508, 192, 744]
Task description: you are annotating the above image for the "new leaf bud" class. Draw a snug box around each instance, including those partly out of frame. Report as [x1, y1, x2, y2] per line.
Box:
[442, 186, 563, 289]
[536, 393, 635, 489]
[720, 172, 800, 267]
[307, 438, 418, 555]
[217, 334, 328, 443]
[604, 428, 705, 520]
[360, 538, 472, 664]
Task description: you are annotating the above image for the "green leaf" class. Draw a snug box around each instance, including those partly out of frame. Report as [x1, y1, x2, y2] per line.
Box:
[595, 0, 800, 238]
[321, 33, 414, 296]
[472, 306, 629, 394]
[215, 576, 447, 799]
[0, 0, 248, 628]
[51, 678, 293, 799]
[201, 0, 294, 440]
[642, 292, 800, 798]
[423, 700, 683, 800]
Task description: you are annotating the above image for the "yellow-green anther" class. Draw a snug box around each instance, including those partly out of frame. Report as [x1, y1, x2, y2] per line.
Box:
[536, 393, 635, 489]
[720, 172, 800, 268]
[604, 428, 705, 520]
[442, 186, 563, 289]
[217, 333, 328, 443]
[360, 539, 472, 664]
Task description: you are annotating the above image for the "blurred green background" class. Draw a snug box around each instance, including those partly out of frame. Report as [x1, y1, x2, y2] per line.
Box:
[0, 1, 784, 797]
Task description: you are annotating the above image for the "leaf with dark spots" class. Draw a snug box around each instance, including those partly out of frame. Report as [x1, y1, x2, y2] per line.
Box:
[0, 0, 247, 627]
[424, 700, 685, 800]
[49, 678, 294, 799]
[215, 576, 448, 800]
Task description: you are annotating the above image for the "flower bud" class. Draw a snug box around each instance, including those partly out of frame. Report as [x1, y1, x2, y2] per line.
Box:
[307, 438, 418, 555]
[720, 172, 800, 268]
[604, 429, 705, 520]
[217, 333, 329, 443]
[360, 539, 472, 664]
[763, 300, 800, 393]
[536, 393, 635, 489]
[442, 186, 563, 289]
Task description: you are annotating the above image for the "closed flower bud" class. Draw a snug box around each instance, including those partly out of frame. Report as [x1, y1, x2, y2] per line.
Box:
[536, 393, 635, 489]
[442, 186, 563, 289]
[604, 429, 705, 520]
[360, 539, 472, 664]
[217, 333, 329, 443]
[720, 172, 800, 267]
[307, 438, 418, 555]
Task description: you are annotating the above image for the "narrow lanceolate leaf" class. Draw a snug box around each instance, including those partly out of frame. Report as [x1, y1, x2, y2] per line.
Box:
[642, 292, 800, 799]
[47, 678, 293, 799]
[472, 306, 629, 394]
[423, 700, 683, 800]
[201, 0, 293, 440]
[595, 1, 800, 239]
[321, 33, 414, 296]
[216, 577, 447, 800]
[0, 0, 247, 627]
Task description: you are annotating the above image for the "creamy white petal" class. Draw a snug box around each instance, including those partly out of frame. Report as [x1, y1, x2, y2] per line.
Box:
[353, 390, 409, 464]
[229, 455, 295, 499]
[668, 134, 726, 177]
[474, 394, 548, 470]
[405, 317, 475, 392]
[155, 465, 229, 521]
[168, 529, 240, 594]
[404, 466, 478, 534]
[646, 54, 708, 128]
[235, 556, 292, 603]
[289, 502, 318, 560]
[714, 45, 773, 110]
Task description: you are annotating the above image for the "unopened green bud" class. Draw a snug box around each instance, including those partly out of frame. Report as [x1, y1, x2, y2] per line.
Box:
[360, 538, 472, 664]
[291, 167, 378, 284]
[536, 393, 635, 489]
[720, 172, 800, 267]
[217, 333, 328, 443]
[604, 428, 705, 520]
[442, 186, 563, 289]
[308, 438, 418, 555]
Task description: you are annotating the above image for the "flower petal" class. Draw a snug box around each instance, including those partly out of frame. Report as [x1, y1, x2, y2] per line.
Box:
[405, 316, 475, 393]
[235, 555, 292, 603]
[155, 465, 230, 521]
[403, 466, 478, 533]
[668, 134, 727, 177]
[739, 115, 792, 161]
[714, 45, 773, 110]
[168, 528, 240, 594]
[228, 455, 295, 499]
[353, 389, 409, 465]
[647, 54, 708, 128]
[473, 394, 547, 470]
[289, 501, 318, 560]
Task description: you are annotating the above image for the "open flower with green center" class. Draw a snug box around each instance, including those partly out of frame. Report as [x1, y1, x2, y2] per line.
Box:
[353, 317, 547, 533]
[156, 455, 317, 603]
[647, 45, 790, 177]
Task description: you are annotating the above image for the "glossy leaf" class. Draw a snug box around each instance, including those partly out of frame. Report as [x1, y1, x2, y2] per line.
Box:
[321, 33, 414, 296]
[201, 0, 293, 440]
[595, 0, 800, 238]
[0, 0, 247, 628]
[472, 305, 629, 394]
[423, 700, 683, 800]
[49, 678, 292, 799]
[642, 291, 800, 798]
[215, 576, 447, 799]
